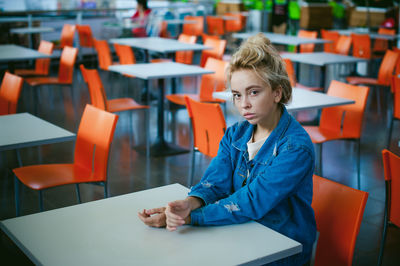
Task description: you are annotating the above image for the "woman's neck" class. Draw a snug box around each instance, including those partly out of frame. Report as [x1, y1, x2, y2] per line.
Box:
[253, 106, 282, 142]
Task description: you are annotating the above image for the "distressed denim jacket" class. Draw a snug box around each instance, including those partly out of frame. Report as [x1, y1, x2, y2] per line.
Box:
[188, 107, 316, 265]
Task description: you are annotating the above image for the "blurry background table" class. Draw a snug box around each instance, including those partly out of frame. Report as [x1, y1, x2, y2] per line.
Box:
[0, 183, 302, 266]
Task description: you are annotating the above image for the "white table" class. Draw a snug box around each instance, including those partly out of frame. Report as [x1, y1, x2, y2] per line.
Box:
[0, 183, 302, 266]
[281, 52, 367, 89]
[109, 62, 214, 157]
[0, 44, 50, 72]
[233, 32, 331, 47]
[213, 87, 355, 112]
[10, 26, 54, 48]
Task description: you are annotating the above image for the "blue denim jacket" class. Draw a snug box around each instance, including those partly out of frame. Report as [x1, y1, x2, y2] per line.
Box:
[188, 107, 316, 265]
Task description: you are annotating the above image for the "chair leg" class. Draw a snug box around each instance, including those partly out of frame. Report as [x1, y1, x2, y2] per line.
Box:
[356, 139, 361, 190]
[189, 148, 196, 187]
[145, 109, 150, 159]
[76, 184, 82, 204]
[104, 182, 108, 198]
[129, 111, 134, 148]
[39, 190, 44, 212]
[14, 175, 21, 216]
[387, 118, 394, 149]
[377, 220, 388, 266]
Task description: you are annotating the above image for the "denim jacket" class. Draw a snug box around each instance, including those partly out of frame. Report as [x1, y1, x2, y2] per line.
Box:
[188, 107, 316, 265]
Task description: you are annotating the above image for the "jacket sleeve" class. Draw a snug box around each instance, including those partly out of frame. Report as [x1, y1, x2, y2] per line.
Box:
[190, 144, 314, 226]
[187, 126, 235, 205]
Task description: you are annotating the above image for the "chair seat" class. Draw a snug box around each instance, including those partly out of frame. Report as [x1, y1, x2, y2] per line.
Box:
[296, 83, 323, 92]
[14, 69, 44, 77]
[25, 77, 70, 86]
[166, 94, 225, 106]
[13, 164, 100, 190]
[107, 98, 149, 113]
[346, 76, 378, 86]
[304, 126, 359, 144]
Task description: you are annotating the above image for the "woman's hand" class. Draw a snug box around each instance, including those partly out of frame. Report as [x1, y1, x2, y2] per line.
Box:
[138, 207, 166, 228]
[165, 197, 203, 231]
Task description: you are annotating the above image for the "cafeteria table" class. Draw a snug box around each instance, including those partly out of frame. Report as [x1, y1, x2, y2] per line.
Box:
[0, 183, 302, 266]
[10, 27, 54, 48]
[108, 62, 214, 157]
[0, 44, 50, 73]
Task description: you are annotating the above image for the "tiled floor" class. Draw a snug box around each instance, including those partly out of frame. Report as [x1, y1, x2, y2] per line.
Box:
[1, 56, 399, 265]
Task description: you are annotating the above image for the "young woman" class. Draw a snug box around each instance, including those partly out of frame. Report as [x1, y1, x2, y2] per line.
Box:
[131, 0, 151, 37]
[138, 33, 316, 265]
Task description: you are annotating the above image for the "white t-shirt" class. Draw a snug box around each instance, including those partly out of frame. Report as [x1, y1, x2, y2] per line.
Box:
[247, 134, 268, 161]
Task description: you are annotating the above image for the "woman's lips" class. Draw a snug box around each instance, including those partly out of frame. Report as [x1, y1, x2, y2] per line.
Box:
[243, 113, 256, 119]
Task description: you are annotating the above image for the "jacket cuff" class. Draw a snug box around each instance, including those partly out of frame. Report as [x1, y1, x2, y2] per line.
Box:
[190, 208, 204, 226]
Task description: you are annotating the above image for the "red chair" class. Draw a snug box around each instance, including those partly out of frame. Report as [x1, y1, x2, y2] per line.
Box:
[373, 28, 396, 56]
[378, 150, 400, 265]
[182, 16, 204, 37]
[54, 24, 76, 50]
[303, 80, 369, 189]
[312, 175, 368, 266]
[206, 16, 225, 37]
[224, 13, 245, 33]
[93, 39, 118, 71]
[283, 58, 323, 91]
[387, 75, 400, 148]
[0, 72, 24, 115]
[199, 38, 226, 67]
[14, 40, 54, 77]
[321, 29, 339, 53]
[151, 34, 197, 65]
[298, 30, 318, 53]
[76, 24, 94, 48]
[13, 104, 118, 215]
[334, 35, 352, 55]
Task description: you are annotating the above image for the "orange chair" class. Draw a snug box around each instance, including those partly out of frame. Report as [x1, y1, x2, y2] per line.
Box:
[76, 24, 94, 48]
[312, 175, 368, 266]
[351, 33, 371, 59]
[151, 34, 197, 65]
[93, 39, 118, 71]
[378, 149, 400, 266]
[0, 72, 24, 115]
[387, 75, 400, 148]
[373, 28, 396, 56]
[334, 35, 352, 55]
[206, 16, 225, 36]
[303, 80, 370, 189]
[298, 30, 318, 53]
[182, 16, 204, 37]
[13, 104, 118, 215]
[283, 58, 323, 91]
[54, 24, 76, 50]
[224, 13, 245, 33]
[113, 43, 136, 65]
[14, 40, 54, 77]
[321, 29, 340, 53]
[185, 96, 226, 186]
[166, 57, 228, 106]
[199, 38, 227, 67]
[80, 65, 149, 157]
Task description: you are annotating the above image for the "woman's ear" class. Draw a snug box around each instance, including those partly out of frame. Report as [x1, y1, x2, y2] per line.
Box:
[274, 86, 283, 103]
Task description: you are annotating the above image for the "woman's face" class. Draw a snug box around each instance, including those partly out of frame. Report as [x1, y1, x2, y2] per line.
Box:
[230, 69, 282, 126]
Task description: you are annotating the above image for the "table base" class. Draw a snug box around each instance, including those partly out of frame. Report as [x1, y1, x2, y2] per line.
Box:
[150, 138, 188, 157]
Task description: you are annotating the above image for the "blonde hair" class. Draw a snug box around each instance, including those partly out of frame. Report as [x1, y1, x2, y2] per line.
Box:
[226, 33, 292, 105]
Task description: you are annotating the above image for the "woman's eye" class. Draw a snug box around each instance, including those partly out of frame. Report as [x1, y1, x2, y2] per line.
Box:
[250, 90, 259, 95]
[233, 93, 241, 99]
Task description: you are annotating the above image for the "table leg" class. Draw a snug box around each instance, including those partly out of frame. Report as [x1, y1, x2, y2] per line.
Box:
[150, 79, 188, 157]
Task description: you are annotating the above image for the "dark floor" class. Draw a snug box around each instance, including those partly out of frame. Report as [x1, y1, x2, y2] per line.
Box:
[1, 56, 400, 265]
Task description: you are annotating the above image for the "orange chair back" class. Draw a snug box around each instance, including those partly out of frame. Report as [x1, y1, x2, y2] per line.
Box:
[298, 30, 318, 53]
[382, 149, 400, 227]
[335, 35, 352, 55]
[74, 104, 118, 182]
[201, 33, 220, 43]
[377, 50, 399, 86]
[321, 29, 340, 53]
[199, 57, 228, 101]
[351, 33, 371, 59]
[200, 38, 227, 67]
[58, 46, 78, 84]
[80, 65, 108, 111]
[93, 39, 113, 71]
[392, 76, 400, 119]
[283, 58, 296, 87]
[59, 24, 76, 48]
[175, 34, 197, 64]
[373, 28, 395, 53]
[76, 24, 94, 48]
[320, 80, 369, 139]
[224, 13, 245, 32]
[35, 40, 54, 75]
[185, 96, 226, 157]
[182, 16, 204, 36]
[206, 16, 225, 36]
[312, 175, 368, 266]
[0, 72, 24, 115]
[113, 43, 136, 65]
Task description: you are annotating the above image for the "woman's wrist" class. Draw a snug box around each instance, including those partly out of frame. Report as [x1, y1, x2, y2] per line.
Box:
[186, 196, 203, 211]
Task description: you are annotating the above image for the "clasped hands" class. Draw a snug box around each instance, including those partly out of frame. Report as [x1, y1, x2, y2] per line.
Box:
[138, 197, 202, 231]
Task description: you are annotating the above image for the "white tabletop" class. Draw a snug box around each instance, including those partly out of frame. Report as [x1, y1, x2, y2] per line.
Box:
[0, 183, 302, 266]
[109, 37, 210, 53]
[281, 52, 367, 67]
[335, 29, 400, 40]
[0, 44, 50, 62]
[164, 19, 197, 25]
[10, 27, 54, 34]
[213, 87, 355, 112]
[233, 32, 331, 46]
[0, 113, 75, 151]
[108, 62, 214, 80]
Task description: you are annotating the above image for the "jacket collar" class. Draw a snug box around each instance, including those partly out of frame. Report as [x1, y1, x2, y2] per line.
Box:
[232, 106, 291, 164]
